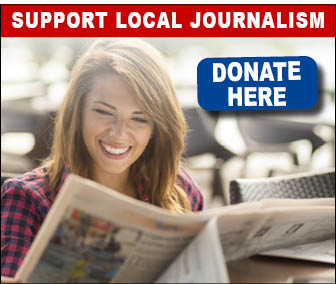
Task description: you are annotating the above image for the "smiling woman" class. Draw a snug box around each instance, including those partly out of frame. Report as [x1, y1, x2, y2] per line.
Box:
[82, 73, 154, 195]
[1, 38, 204, 280]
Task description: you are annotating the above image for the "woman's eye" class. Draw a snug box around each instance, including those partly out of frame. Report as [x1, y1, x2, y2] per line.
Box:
[94, 109, 113, 116]
[132, 117, 148, 123]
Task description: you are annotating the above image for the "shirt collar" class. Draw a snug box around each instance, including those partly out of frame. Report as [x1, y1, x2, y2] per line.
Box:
[54, 161, 71, 196]
[56, 162, 151, 203]
[134, 174, 151, 203]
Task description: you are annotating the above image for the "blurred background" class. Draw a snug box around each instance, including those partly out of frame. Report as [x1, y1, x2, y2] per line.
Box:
[1, 37, 335, 208]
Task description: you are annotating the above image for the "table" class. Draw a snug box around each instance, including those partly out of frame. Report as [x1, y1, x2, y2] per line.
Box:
[227, 255, 335, 283]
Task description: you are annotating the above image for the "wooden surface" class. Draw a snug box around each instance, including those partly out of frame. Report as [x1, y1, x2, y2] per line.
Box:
[227, 255, 335, 283]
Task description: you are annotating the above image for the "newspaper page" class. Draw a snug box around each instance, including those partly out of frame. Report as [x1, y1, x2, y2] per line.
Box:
[203, 197, 335, 217]
[216, 206, 335, 261]
[156, 217, 229, 283]
[261, 239, 335, 264]
[16, 174, 210, 283]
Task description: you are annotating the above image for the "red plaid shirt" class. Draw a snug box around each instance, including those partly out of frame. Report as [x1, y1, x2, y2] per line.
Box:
[1, 164, 203, 277]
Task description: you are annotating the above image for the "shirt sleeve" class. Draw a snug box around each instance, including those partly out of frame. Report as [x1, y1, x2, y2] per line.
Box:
[177, 168, 204, 212]
[1, 179, 42, 277]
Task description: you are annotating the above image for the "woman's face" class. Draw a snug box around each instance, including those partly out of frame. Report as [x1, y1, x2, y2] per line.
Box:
[82, 73, 153, 180]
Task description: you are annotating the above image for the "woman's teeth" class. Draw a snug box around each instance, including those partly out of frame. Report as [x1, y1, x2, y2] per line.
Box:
[101, 142, 130, 155]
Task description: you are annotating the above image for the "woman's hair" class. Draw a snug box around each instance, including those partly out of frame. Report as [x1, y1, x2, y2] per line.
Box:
[47, 38, 191, 213]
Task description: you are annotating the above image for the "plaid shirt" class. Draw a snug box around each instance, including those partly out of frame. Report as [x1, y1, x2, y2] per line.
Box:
[1, 164, 203, 277]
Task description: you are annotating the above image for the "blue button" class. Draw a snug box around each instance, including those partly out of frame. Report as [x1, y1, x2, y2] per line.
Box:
[197, 56, 318, 111]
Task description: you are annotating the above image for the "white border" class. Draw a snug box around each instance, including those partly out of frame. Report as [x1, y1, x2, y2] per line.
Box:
[0, 0, 335, 4]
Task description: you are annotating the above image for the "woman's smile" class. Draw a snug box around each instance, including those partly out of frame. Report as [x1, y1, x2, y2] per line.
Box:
[99, 140, 132, 160]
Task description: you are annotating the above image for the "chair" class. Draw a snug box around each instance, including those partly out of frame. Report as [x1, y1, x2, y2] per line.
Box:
[229, 168, 335, 204]
[236, 114, 326, 176]
[183, 107, 237, 205]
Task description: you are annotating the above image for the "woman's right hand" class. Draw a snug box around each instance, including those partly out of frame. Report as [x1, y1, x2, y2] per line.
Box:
[1, 276, 21, 283]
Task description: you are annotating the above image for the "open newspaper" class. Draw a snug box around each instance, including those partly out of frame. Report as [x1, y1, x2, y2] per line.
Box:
[16, 174, 335, 283]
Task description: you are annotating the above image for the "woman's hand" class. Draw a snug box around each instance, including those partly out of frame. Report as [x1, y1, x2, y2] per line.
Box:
[1, 276, 21, 283]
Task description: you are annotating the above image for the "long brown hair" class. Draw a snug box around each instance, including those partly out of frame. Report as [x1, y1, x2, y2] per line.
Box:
[47, 38, 191, 213]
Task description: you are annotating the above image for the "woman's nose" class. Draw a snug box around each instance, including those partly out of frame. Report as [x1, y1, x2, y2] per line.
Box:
[108, 118, 128, 138]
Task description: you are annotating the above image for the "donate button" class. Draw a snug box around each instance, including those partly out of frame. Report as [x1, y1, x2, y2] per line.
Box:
[197, 56, 318, 111]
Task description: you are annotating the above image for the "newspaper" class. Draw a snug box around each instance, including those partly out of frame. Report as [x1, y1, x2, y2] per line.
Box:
[156, 218, 229, 283]
[15, 174, 335, 283]
[261, 239, 335, 264]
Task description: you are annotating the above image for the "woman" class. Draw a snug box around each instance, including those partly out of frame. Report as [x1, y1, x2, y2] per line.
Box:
[1, 38, 203, 281]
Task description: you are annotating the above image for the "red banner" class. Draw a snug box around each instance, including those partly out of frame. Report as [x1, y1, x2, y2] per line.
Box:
[1, 4, 335, 37]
